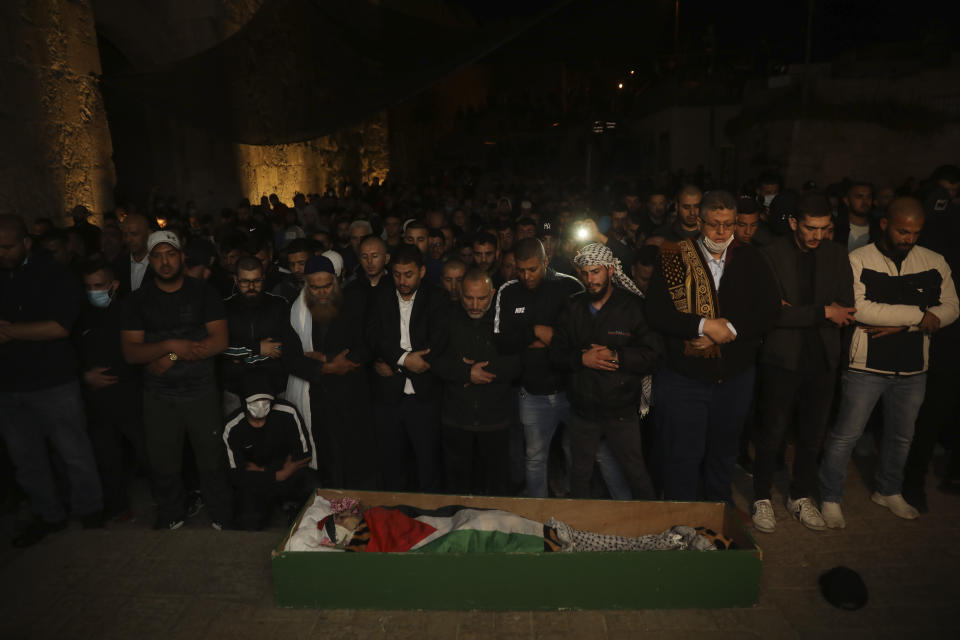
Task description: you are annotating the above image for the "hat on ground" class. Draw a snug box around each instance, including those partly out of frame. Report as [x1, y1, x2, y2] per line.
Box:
[819, 566, 868, 610]
[304, 255, 335, 276]
[147, 230, 181, 254]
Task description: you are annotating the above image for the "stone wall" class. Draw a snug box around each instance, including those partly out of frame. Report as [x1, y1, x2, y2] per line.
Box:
[234, 112, 390, 204]
[1, 0, 116, 225]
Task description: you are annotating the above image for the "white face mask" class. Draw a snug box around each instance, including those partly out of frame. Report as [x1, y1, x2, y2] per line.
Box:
[246, 399, 271, 419]
[703, 234, 735, 254]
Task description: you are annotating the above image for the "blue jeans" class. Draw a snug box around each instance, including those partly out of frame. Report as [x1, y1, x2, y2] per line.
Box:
[519, 389, 570, 498]
[0, 380, 103, 522]
[819, 370, 926, 502]
[518, 389, 631, 499]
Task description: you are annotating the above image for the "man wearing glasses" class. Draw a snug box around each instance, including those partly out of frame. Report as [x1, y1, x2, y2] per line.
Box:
[646, 191, 781, 503]
[221, 256, 301, 415]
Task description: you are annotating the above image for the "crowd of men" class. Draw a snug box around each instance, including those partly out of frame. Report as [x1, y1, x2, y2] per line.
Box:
[1, 166, 959, 547]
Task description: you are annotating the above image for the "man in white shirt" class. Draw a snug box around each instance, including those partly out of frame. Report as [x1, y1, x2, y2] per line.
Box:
[366, 244, 451, 491]
[115, 213, 152, 294]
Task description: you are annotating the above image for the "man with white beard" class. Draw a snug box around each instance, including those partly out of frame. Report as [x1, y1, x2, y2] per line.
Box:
[285, 255, 377, 489]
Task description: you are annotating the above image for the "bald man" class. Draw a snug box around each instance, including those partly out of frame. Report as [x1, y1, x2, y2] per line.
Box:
[819, 198, 959, 526]
[115, 213, 153, 294]
[433, 269, 521, 494]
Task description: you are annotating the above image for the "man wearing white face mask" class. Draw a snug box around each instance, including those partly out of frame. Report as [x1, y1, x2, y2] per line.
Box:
[78, 258, 148, 522]
[647, 190, 781, 504]
[222, 377, 317, 530]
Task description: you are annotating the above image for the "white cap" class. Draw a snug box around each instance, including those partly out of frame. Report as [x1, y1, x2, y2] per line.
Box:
[322, 250, 343, 277]
[147, 230, 181, 254]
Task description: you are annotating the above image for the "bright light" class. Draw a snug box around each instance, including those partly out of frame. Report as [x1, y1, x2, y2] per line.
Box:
[629, 70, 635, 75]
[156, 217, 167, 229]
[617, 82, 624, 90]
[576, 226, 589, 241]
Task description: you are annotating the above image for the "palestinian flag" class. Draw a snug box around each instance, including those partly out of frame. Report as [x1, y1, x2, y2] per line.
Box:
[352, 505, 546, 553]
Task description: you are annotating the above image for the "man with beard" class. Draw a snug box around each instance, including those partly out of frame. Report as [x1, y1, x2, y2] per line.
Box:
[366, 244, 450, 491]
[550, 243, 664, 500]
[494, 238, 583, 498]
[472, 231, 501, 286]
[0, 214, 103, 546]
[272, 238, 311, 304]
[646, 191, 780, 504]
[114, 212, 153, 295]
[440, 258, 467, 303]
[121, 231, 233, 530]
[819, 198, 958, 527]
[433, 270, 522, 495]
[750, 194, 855, 534]
[221, 257, 300, 414]
[285, 256, 377, 489]
[655, 185, 702, 242]
[835, 181, 880, 254]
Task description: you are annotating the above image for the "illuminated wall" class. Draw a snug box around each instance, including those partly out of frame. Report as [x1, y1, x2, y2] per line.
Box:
[234, 111, 390, 203]
[1, 0, 116, 225]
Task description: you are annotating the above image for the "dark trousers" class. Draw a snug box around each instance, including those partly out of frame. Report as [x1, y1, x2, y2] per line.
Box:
[0, 381, 103, 522]
[143, 390, 233, 525]
[87, 389, 148, 516]
[374, 395, 442, 492]
[905, 370, 960, 491]
[442, 424, 510, 496]
[656, 366, 755, 503]
[310, 386, 378, 490]
[753, 364, 836, 501]
[235, 467, 319, 530]
[568, 412, 654, 500]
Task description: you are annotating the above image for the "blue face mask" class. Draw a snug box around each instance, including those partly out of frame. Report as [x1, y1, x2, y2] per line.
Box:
[87, 289, 112, 308]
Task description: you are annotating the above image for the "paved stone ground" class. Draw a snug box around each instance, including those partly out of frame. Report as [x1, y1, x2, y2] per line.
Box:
[0, 450, 957, 639]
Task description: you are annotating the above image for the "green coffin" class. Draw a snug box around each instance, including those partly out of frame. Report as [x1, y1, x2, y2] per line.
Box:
[271, 490, 762, 610]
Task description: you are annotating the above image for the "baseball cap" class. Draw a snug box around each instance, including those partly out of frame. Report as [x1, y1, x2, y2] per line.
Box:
[147, 230, 181, 254]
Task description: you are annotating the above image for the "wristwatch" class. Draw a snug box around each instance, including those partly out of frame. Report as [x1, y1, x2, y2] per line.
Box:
[168, 352, 179, 362]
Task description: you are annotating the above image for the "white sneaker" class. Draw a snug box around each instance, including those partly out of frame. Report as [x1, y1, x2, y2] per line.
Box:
[821, 501, 846, 529]
[787, 496, 827, 531]
[871, 492, 919, 520]
[751, 499, 776, 533]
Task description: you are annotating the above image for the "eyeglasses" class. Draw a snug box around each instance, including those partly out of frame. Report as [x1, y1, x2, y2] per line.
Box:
[701, 221, 736, 231]
[237, 278, 264, 287]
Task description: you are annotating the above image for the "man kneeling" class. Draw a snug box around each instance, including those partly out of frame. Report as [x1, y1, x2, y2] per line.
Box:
[223, 378, 319, 529]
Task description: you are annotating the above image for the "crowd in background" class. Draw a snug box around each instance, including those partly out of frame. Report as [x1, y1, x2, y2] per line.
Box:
[1, 164, 959, 547]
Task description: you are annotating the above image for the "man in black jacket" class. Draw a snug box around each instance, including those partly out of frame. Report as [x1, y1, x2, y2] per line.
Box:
[550, 243, 664, 500]
[222, 378, 317, 530]
[78, 258, 148, 520]
[494, 238, 583, 497]
[647, 190, 780, 504]
[366, 244, 450, 491]
[221, 257, 299, 414]
[751, 194, 856, 534]
[434, 269, 521, 495]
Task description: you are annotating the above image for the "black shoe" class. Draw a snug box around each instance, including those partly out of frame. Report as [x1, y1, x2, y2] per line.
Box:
[736, 454, 754, 477]
[938, 477, 960, 495]
[902, 488, 929, 514]
[12, 519, 67, 548]
[81, 512, 105, 529]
